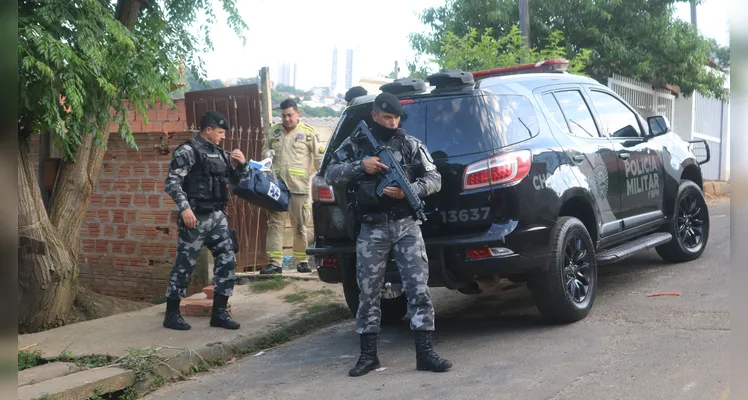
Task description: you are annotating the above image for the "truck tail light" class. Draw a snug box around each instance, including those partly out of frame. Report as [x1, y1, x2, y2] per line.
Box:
[318, 257, 338, 268]
[466, 247, 515, 260]
[312, 174, 336, 203]
[463, 150, 532, 191]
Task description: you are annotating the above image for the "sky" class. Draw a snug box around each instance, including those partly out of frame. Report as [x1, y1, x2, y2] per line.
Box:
[198, 0, 730, 91]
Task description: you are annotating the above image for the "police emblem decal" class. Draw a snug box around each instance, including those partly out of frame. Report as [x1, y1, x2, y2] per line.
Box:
[296, 133, 304, 141]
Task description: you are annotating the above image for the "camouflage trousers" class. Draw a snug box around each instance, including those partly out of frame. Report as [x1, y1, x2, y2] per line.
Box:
[166, 210, 237, 299]
[355, 216, 435, 334]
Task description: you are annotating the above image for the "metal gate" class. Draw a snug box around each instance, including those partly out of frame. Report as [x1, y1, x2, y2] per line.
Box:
[185, 84, 268, 270]
[608, 74, 676, 122]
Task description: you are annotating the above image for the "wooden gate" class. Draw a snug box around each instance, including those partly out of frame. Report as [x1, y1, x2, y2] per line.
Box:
[185, 84, 268, 270]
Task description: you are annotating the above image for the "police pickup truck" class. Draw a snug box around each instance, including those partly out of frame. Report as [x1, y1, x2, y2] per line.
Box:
[307, 59, 711, 323]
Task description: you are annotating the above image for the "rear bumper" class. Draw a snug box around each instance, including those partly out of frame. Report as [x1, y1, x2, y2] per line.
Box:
[309, 220, 552, 285]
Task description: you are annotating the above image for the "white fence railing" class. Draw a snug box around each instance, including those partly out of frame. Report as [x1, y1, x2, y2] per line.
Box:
[607, 73, 729, 181]
[608, 74, 675, 123]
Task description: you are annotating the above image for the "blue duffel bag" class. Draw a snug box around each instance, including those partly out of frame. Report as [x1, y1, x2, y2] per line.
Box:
[233, 168, 290, 213]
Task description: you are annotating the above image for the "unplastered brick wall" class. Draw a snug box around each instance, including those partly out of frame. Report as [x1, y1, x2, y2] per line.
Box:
[30, 99, 208, 302]
[79, 100, 203, 301]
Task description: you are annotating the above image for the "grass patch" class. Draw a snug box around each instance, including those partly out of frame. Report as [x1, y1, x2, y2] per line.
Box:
[31, 395, 61, 400]
[282, 287, 336, 304]
[19, 348, 43, 371]
[282, 292, 309, 303]
[249, 276, 291, 293]
[55, 350, 113, 369]
[306, 302, 344, 314]
[113, 348, 171, 381]
[86, 386, 137, 400]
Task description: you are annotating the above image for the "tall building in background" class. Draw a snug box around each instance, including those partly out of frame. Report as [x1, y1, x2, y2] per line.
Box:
[345, 49, 354, 91]
[277, 62, 297, 88]
[331, 46, 338, 91]
[293, 63, 298, 88]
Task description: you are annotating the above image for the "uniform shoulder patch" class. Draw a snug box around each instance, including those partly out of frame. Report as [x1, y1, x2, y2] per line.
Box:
[269, 124, 283, 137]
[299, 123, 316, 134]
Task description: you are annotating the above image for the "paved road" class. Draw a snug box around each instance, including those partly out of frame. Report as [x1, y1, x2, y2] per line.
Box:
[146, 201, 730, 400]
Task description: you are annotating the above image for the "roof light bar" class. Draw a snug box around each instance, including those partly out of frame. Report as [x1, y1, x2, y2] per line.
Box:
[472, 59, 570, 81]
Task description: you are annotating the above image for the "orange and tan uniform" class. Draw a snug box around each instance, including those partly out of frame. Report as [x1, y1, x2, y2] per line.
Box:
[262, 122, 324, 266]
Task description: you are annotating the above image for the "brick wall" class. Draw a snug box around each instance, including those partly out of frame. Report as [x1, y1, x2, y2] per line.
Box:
[30, 99, 208, 302]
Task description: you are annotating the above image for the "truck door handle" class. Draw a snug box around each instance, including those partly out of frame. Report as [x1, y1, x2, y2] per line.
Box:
[619, 152, 630, 160]
[572, 154, 585, 163]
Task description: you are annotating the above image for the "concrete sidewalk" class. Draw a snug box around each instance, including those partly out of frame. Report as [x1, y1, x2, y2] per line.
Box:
[18, 274, 333, 359]
[18, 277, 349, 399]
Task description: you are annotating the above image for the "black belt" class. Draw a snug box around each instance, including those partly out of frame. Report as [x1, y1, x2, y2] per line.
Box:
[359, 208, 412, 224]
[191, 202, 226, 214]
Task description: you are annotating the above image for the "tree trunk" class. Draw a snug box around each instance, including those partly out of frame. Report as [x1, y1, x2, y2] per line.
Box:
[50, 130, 110, 251]
[17, 0, 144, 332]
[18, 138, 78, 333]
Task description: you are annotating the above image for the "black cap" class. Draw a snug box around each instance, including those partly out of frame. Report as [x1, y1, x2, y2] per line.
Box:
[372, 92, 403, 117]
[199, 110, 230, 131]
[344, 86, 368, 103]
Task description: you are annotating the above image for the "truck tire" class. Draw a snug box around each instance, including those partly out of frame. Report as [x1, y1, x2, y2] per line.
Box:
[530, 216, 597, 323]
[656, 180, 710, 262]
[342, 273, 408, 325]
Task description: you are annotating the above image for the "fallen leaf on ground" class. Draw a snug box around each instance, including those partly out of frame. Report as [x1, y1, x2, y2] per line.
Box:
[647, 292, 680, 297]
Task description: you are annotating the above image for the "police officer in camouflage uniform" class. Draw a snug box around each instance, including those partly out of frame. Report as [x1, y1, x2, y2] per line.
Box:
[163, 111, 247, 331]
[325, 93, 453, 377]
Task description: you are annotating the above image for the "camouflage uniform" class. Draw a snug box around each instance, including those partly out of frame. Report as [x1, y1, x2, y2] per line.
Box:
[164, 134, 247, 299]
[324, 127, 441, 334]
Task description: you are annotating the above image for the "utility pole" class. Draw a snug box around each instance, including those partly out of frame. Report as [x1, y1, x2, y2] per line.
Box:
[690, 0, 697, 29]
[519, 0, 531, 50]
[259, 67, 272, 134]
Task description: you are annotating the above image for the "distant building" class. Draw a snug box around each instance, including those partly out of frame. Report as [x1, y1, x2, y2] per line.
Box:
[278, 62, 297, 88]
[345, 49, 354, 91]
[311, 87, 330, 97]
[356, 76, 394, 95]
[331, 46, 338, 92]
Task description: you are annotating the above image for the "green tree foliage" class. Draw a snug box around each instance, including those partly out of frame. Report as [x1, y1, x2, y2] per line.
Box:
[17, 0, 248, 333]
[409, 0, 728, 100]
[18, 0, 248, 159]
[433, 26, 592, 74]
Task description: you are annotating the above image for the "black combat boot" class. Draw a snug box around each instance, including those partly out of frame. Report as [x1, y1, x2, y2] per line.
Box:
[296, 262, 312, 273]
[415, 331, 452, 372]
[210, 294, 241, 330]
[259, 264, 282, 275]
[163, 297, 191, 330]
[349, 333, 380, 377]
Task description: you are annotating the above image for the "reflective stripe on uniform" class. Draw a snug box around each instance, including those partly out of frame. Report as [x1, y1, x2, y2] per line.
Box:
[287, 168, 307, 177]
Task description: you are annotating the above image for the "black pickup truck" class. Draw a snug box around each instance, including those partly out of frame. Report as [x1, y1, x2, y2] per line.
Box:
[307, 59, 711, 323]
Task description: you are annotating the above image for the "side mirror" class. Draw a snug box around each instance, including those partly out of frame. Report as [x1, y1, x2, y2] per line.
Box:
[647, 115, 670, 137]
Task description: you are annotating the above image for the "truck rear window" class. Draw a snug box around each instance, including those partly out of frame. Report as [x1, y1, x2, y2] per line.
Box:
[403, 95, 539, 158]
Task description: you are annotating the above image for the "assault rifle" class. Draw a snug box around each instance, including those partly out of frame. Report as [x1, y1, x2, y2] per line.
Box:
[354, 120, 428, 222]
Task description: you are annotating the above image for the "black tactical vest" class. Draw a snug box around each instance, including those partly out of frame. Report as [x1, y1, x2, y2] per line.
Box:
[181, 138, 231, 213]
[351, 131, 418, 216]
